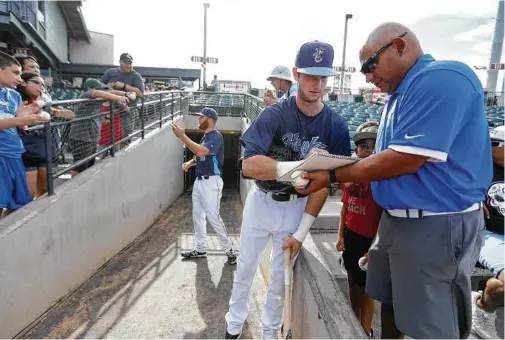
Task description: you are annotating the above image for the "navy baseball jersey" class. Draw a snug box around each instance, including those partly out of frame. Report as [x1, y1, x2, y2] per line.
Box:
[241, 96, 351, 194]
[195, 130, 224, 177]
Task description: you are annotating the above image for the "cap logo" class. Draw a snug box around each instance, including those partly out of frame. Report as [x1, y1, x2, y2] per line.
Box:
[313, 47, 325, 63]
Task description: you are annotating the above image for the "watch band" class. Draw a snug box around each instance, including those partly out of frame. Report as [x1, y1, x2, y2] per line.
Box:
[328, 170, 338, 186]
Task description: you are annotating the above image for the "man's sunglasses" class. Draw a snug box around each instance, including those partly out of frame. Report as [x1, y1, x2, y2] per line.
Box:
[491, 141, 504, 147]
[360, 32, 408, 74]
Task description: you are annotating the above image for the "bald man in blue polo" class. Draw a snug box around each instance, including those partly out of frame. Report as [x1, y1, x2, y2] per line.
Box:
[301, 22, 493, 339]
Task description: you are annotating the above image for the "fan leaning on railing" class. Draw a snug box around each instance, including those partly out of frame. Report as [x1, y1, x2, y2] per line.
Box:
[25, 90, 190, 196]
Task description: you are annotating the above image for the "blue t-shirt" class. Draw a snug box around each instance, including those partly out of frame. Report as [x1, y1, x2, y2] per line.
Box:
[281, 83, 298, 101]
[0, 88, 23, 158]
[195, 130, 224, 177]
[241, 95, 351, 193]
[373, 54, 493, 212]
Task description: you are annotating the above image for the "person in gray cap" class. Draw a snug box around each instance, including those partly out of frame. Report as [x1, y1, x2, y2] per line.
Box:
[103, 53, 145, 148]
[264, 66, 297, 106]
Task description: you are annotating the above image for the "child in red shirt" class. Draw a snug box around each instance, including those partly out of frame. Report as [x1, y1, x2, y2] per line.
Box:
[336, 122, 382, 338]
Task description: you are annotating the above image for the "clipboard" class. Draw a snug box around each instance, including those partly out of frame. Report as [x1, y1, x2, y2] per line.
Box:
[276, 151, 359, 182]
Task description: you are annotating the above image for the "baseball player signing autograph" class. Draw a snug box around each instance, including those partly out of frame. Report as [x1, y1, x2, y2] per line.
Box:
[224, 41, 351, 339]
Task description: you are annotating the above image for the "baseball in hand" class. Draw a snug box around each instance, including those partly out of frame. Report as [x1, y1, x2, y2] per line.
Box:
[293, 176, 309, 189]
[358, 256, 368, 271]
[291, 171, 309, 189]
[35, 100, 46, 109]
[127, 92, 136, 101]
[39, 111, 51, 122]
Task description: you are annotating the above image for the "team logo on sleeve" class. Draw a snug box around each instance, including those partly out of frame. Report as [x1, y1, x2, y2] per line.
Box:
[487, 182, 505, 216]
[313, 48, 325, 63]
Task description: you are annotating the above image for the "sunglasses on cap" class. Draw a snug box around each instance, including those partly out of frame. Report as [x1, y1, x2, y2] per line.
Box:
[491, 141, 504, 147]
[360, 32, 408, 75]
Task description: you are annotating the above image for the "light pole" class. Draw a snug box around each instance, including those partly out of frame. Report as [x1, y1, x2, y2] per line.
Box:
[340, 14, 353, 92]
[203, 3, 210, 89]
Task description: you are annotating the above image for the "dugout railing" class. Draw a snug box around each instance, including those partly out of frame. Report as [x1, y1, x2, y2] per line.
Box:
[27, 91, 188, 196]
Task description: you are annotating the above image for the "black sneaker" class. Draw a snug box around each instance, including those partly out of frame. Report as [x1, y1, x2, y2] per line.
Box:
[226, 249, 237, 265]
[181, 250, 207, 259]
[224, 330, 240, 339]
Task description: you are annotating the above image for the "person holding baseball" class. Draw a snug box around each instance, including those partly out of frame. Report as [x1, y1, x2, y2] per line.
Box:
[475, 125, 504, 316]
[225, 40, 350, 339]
[298, 22, 492, 339]
[102, 53, 144, 149]
[336, 122, 381, 338]
[0, 52, 47, 219]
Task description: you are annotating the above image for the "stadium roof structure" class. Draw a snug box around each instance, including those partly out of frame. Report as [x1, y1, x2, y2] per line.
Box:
[0, 1, 90, 69]
[59, 1, 91, 42]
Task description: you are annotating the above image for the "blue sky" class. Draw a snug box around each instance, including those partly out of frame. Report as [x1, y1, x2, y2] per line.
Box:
[81, 0, 504, 91]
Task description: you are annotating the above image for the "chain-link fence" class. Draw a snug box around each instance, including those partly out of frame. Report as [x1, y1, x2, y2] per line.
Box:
[188, 91, 245, 117]
[24, 91, 188, 195]
[243, 94, 265, 123]
[186, 91, 265, 123]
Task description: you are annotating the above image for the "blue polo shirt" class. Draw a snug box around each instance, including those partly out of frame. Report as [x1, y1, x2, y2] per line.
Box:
[195, 130, 224, 177]
[0, 88, 23, 158]
[373, 54, 492, 212]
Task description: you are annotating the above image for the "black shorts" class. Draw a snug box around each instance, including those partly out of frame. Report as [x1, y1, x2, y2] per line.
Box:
[342, 226, 374, 287]
[22, 153, 47, 171]
[69, 139, 97, 173]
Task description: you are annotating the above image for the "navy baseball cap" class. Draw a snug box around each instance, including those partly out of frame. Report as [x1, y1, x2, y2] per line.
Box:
[196, 107, 218, 121]
[295, 41, 337, 77]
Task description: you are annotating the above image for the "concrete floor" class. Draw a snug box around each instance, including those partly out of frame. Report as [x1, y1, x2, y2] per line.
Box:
[21, 189, 267, 339]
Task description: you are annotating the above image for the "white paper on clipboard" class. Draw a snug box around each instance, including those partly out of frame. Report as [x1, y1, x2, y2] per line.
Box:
[276, 151, 359, 182]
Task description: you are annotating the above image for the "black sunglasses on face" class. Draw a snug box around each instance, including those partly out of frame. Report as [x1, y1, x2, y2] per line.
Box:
[491, 141, 504, 147]
[360, 32, 408, 75]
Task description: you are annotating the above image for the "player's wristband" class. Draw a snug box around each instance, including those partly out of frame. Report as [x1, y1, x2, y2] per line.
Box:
[292, 213, 316, 243]
[275, 161, 293, 181]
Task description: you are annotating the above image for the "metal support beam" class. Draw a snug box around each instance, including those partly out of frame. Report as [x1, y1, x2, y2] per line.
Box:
[203, 3, 210, 89]
[340, 14, 352, 92]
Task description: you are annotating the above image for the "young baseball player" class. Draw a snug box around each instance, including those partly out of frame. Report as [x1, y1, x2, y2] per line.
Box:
[0, 52, 46, 218]
[336, 122, 382, 338]
[225, 41, 351, 339]
[172, 107, 237, 265]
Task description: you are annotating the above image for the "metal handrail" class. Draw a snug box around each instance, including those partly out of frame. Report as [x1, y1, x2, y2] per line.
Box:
[32, 91, 189, 195]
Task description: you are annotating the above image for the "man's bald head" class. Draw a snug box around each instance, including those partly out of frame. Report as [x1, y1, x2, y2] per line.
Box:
[365, 22, 421, 49]
[359, 22, 424, 94]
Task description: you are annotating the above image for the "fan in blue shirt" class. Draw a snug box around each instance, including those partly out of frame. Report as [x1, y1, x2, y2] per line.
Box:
[0, 52, 46, 216]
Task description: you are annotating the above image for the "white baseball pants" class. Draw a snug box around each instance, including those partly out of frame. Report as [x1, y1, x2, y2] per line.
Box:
[225, 185, 307, 339]
[192, 176, 232, 253]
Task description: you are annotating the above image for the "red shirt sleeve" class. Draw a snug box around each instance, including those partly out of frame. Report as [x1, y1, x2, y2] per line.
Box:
[341, 187, 349, 203]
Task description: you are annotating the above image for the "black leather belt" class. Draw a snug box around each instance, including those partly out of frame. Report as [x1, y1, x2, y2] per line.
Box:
[260, 189, 305, 202]
[196, 176, 210, 180]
